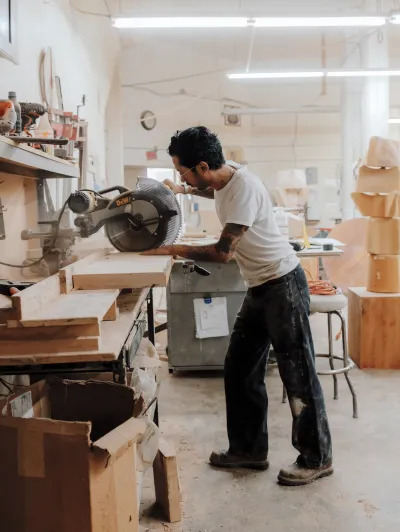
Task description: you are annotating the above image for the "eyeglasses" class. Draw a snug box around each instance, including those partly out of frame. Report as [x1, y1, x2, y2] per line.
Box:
[178, 166, 196, 180]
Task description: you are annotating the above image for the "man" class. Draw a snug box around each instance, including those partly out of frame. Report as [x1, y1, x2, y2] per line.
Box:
[143, 126, 333, 486]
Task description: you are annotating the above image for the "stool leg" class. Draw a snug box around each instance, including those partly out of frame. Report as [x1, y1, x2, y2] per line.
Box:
[337, 311, 358, 419]
[327, 312, 339, 400]
[282, 386, 287, 404]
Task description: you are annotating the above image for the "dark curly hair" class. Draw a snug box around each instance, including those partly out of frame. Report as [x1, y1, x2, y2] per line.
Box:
[168, 126, 225, 170]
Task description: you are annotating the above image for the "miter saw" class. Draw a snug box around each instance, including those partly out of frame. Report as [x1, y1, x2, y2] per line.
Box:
[68, 177, 182, 252]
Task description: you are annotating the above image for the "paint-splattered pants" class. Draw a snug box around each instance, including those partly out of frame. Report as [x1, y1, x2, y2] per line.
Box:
[224, 264, 332, 468]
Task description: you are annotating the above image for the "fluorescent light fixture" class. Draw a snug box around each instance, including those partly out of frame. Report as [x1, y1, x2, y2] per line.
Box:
[388, 118, 400, 124]
[229, 69, 400, 80]
[112, 16, 386, 29]
[228, 71, 324, 80]
[112, 17, 249, 28]
[327, 70, 400, 77]
[253, 16, 386, 27]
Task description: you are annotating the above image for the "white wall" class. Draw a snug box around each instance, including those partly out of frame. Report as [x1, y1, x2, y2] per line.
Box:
[0, 0, 122, 187]
[0, 0, 123, 276]
[120, 33, 342, 200]
[120, 22, 400, 223]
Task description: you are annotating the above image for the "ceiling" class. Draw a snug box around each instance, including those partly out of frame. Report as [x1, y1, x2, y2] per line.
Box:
[92, 0, 400, 116]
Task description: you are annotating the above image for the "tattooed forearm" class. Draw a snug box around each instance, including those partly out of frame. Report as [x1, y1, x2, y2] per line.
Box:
[186, 187, 215, 199]
[215, 224, 248, 257]
[142, 223, 248, 264]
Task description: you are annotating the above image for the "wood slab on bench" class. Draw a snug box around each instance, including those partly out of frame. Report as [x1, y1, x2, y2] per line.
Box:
[0, 336, 100, 355]
[13, 290, 119, 327]
[0, 322, 100, 339]
[0, 287, 149, 366]
[70, 253, 173, 290]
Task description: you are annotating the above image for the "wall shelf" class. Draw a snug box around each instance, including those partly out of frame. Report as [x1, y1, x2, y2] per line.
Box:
[0, 136, 80, 179]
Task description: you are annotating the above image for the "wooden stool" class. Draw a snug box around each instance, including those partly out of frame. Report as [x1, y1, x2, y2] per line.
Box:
[282, 293, 358, 418]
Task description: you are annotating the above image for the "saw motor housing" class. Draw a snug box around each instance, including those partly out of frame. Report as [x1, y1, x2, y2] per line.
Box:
[68, 178, 182, 252]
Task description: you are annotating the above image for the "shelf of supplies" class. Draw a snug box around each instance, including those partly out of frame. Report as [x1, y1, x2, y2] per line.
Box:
[0, 135, 79, 179]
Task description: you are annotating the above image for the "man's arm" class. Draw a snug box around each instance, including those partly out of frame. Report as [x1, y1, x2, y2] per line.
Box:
[142, 223, 248, 263]
[164, 179, 214, 199]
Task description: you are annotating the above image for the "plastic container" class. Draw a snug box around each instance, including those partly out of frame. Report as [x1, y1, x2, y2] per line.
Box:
[8, 91, 21, 135]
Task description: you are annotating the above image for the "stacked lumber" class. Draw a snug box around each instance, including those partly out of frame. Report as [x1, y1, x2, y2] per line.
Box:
[352, 136, 400, 293]
[0, 250, 173, 361]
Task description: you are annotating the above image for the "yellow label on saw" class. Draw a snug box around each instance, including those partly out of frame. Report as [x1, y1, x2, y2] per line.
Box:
[115, 197, 130, 207]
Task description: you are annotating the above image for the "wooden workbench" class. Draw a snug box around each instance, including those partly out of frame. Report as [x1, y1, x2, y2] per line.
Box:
[0, 286, 155, 382]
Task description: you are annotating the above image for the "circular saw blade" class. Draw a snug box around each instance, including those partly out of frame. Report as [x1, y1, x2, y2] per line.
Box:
[105, 199, 161, 252]
[105, 182, 182, 252]
[105, 217, 161, 252]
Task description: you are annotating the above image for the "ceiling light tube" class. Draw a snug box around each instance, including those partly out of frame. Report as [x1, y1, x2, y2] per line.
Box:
[228, 70, 400, 81]
[327, 70, 400, 77]
[112, 16, 387, 29]
[112, 17, 249, 28]
[253, 16, 386, 27]
[228, 71, 324, 80]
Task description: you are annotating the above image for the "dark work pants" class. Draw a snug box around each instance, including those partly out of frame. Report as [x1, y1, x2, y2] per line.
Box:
[224, 264, 332, 468]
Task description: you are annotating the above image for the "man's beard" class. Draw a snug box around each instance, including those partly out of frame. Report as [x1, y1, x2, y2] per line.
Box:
[192, 172, 209, 190]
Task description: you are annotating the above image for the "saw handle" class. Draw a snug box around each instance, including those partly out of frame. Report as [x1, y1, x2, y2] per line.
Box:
[181, 260, 211, 277]
[97, 185, 130, 195]
[193, 264, 211, 276]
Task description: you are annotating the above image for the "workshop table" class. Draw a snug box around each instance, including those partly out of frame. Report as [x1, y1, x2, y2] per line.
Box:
[0, 287, 156, 384]
[297, 246, 344, 258]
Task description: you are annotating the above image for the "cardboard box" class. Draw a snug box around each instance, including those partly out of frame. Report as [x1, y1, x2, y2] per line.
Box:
[368, 218, 400, 254]
[348, 287, 400, 369]
[351, 192, 400, 217]
[367, 254, 400, 293]
[366, 136, 400, 168]
[356, 166, 400, 193]
[0, 379, 145, 532]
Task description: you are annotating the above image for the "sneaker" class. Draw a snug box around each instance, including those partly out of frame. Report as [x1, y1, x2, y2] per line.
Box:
[278, 459, 333, 486]
[209, 450, 269, 471]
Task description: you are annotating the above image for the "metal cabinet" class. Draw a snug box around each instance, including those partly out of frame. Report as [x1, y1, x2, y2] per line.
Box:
[167, 261, 247, 371]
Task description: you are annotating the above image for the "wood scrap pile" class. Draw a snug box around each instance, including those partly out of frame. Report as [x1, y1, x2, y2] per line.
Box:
[0, 250, 172, 363]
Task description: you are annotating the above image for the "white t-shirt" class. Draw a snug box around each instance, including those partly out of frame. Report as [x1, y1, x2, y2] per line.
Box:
[214, 162, 299, 288]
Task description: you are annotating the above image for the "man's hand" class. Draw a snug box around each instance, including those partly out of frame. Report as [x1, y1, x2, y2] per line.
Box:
[163, 179, 184, 195]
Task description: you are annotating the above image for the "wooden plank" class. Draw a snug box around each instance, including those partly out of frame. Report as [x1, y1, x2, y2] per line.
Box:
[0, 295, 11, 310]
[0, 323, 100, 339]
[348, 288, 400, 369]
[17, 290, 119, 327]
[59, 250, 110, 294]
[72, 253, 173, 290]
[11, 274, 61, 320]
[0, 295, 18, 323]
[0, 288, 148, 366]
[0, 336, 100, 355]
[153, 438, 181, 523]
[103, 300, 119, 321]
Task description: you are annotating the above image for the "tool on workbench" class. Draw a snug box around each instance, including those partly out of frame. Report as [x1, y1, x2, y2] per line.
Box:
[2, 179, 182, 270]
[20, 102, 46, 135]
[181, 260, 211, 277]
[68, 178, 182, 252]
[0, 100, 16, 135]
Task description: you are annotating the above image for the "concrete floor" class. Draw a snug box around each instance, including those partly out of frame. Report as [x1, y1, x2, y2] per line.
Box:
[140, 313, 400, 532]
